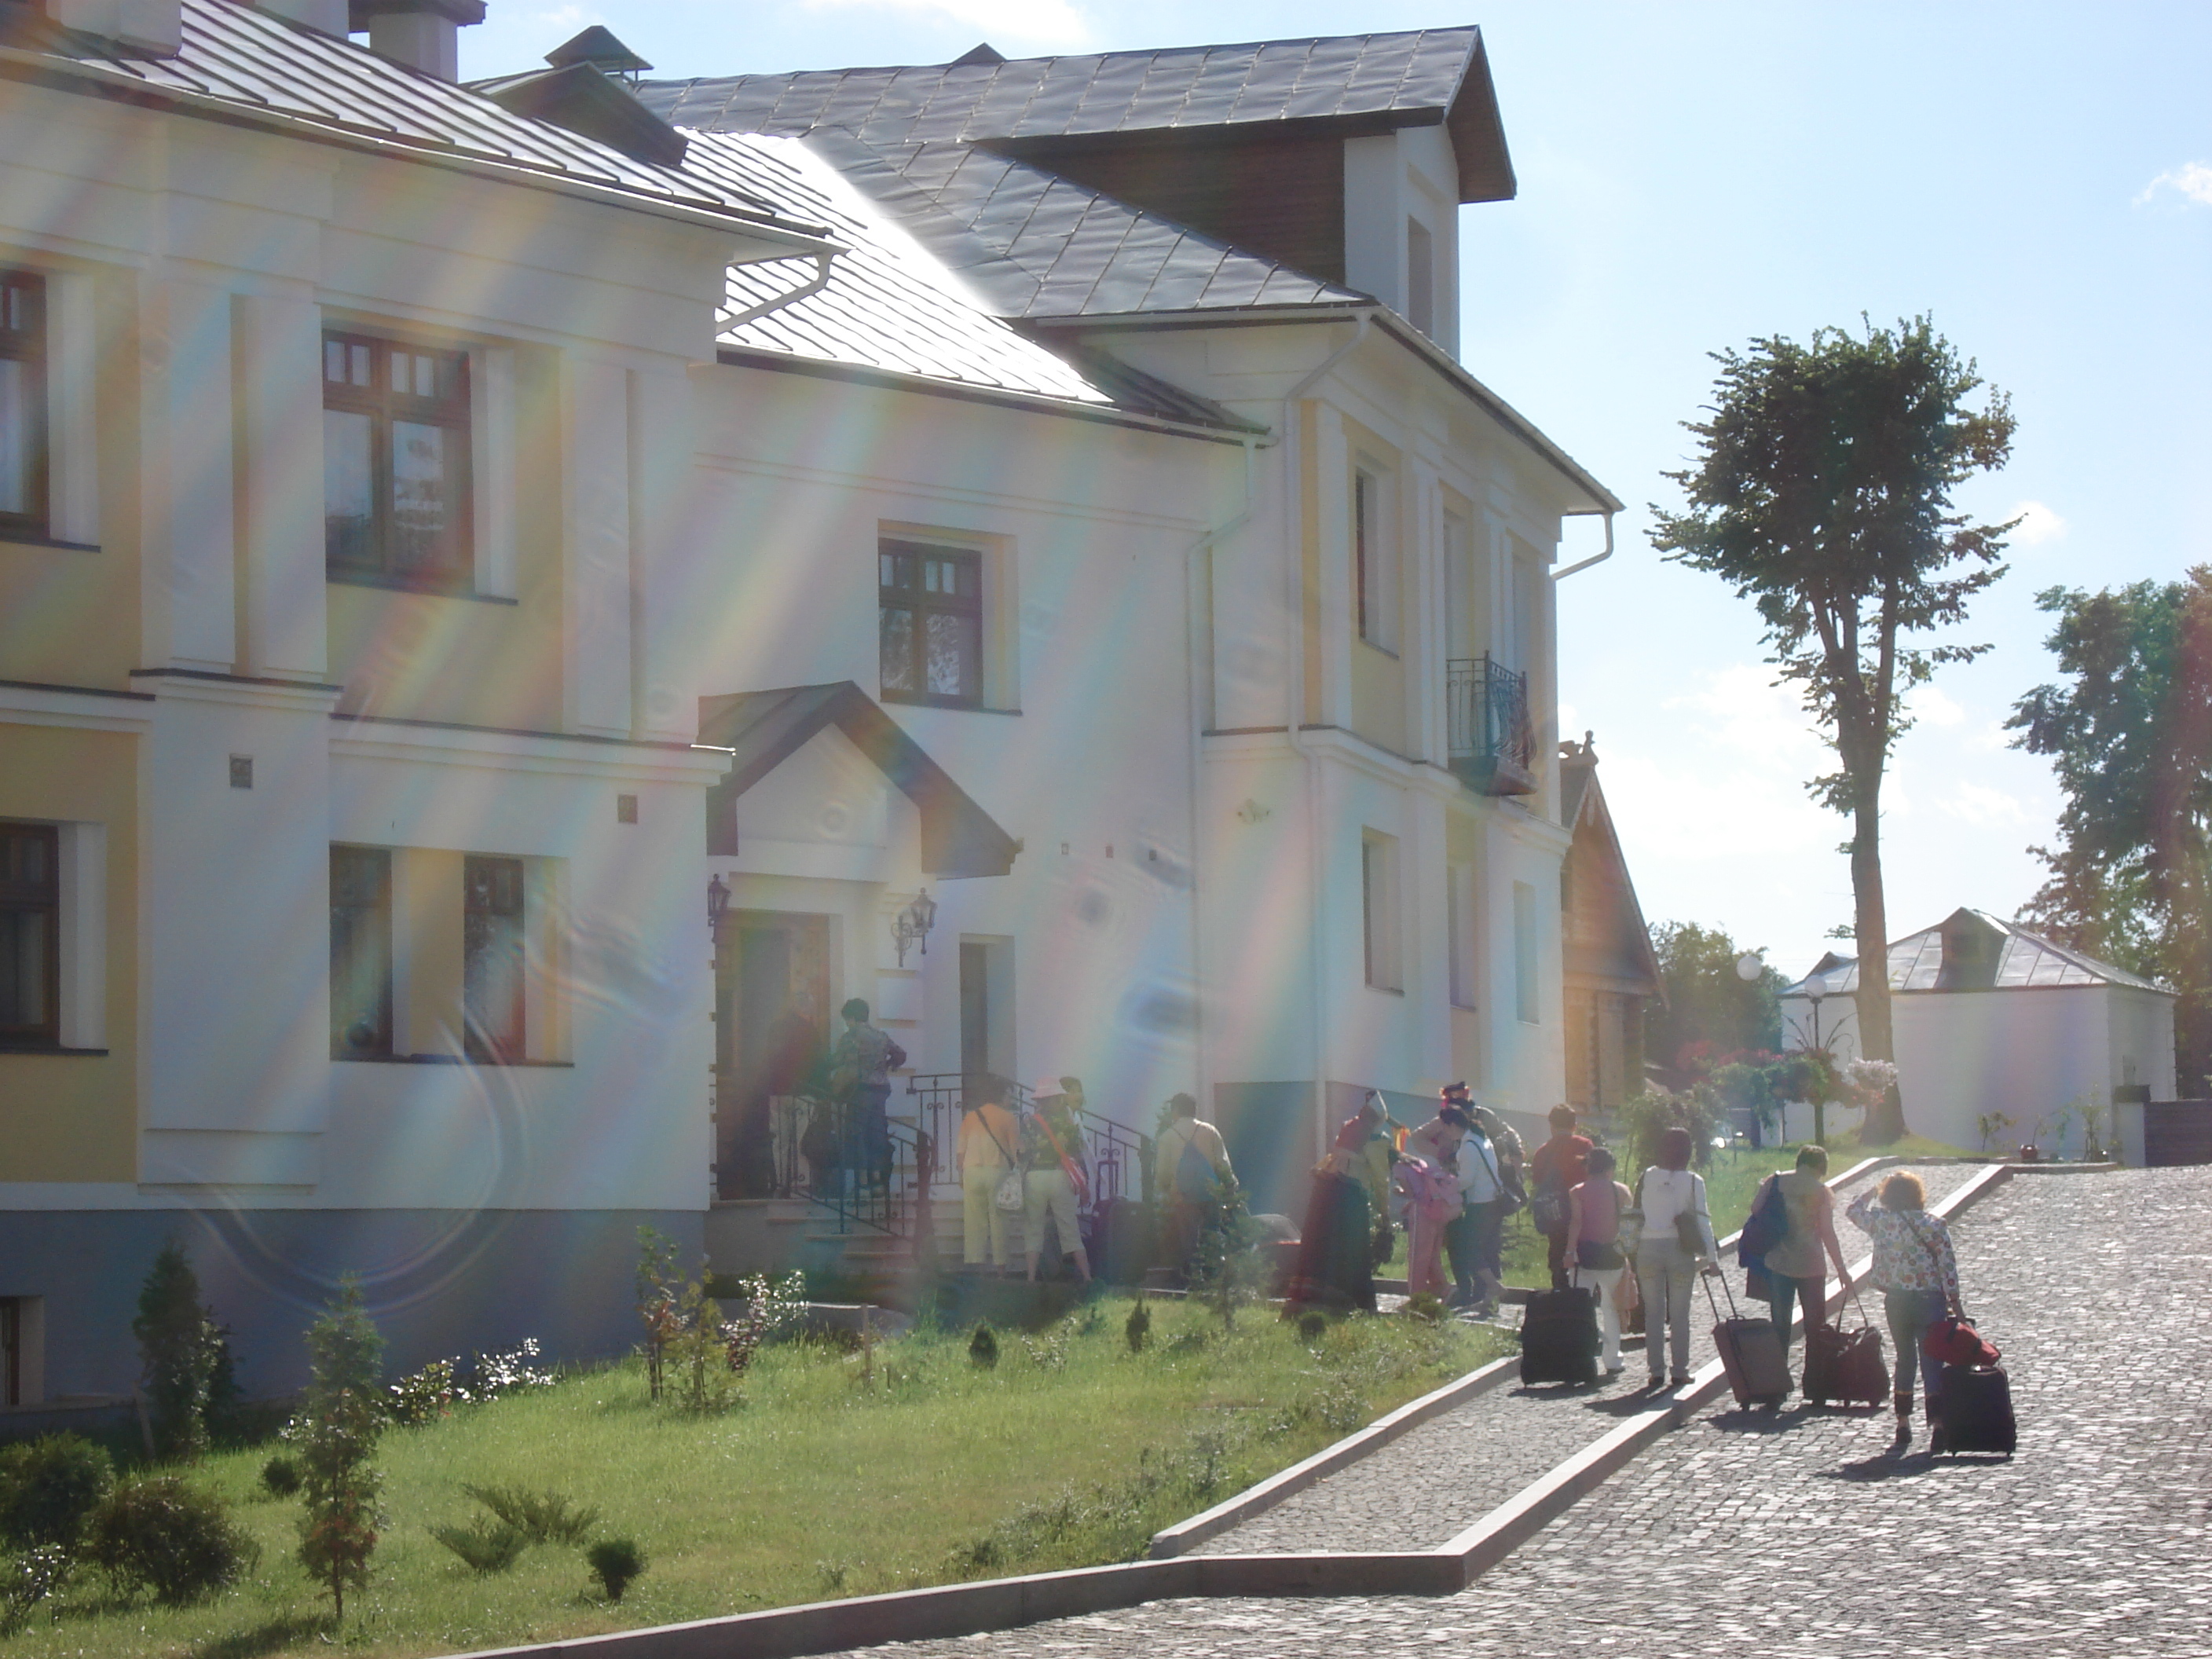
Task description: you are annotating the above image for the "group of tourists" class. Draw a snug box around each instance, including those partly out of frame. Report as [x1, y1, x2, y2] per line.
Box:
[1287, 1087, 1972, 1443]
[954, 1073, 1099, 1283]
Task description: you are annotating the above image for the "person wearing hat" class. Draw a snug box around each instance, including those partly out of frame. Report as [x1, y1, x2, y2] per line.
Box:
[1441, 1087, 1505, 1316]
[1021, 1077, 1091, 1283]
[1287, 1091, 1393, 1313]
[1155, 1092, 1235, 1283]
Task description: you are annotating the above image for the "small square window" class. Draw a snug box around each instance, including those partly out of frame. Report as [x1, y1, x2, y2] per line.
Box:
[229, 756, 253, 790]
[616, 794, 639, 825]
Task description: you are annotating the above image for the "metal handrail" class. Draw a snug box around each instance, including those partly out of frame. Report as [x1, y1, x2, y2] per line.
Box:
[1445, 654, 1534, 775]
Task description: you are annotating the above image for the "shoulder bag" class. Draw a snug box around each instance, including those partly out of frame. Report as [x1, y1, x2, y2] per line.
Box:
[1035, 1111, 1091, 1207]
[972, 1111, 1026, 1213]
[1904, 1213, 1998, 1365]
[1673, 1172, 1711, 1253]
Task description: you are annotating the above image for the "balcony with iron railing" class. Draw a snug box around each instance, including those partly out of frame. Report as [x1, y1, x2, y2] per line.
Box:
[1445, 654, 1536, 796]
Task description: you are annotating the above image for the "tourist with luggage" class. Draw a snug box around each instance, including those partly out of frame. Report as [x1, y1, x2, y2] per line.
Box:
[1287, 1092, 1393, 1313]
[1401, 1105, 1470, 1301]
[1634, 1126, 1716, 1389]
[1759, 1144, 1855, 1371]
[1846, 1170, 1963, 1448]
[1530, 1105, 1595, 1290]
[1154, 1092, 1235, 1281]
[956, 1075, 1021, 1272]
[1567, 1145, 1633, 1375]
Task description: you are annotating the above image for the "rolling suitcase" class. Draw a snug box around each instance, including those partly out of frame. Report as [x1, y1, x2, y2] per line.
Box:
[1518, 1286, 1600, 1385]
[1803, 1290, 1888, 1408]
[1937, 1364, 2017, 1455]
[1701, 1267, 1789, 1407]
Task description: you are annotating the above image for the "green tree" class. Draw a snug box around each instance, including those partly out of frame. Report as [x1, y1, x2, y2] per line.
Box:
[2008, 569, 2212, 1089]
[1644, 921, 1785, 1070]
[1651, 317, 2016, 1141]
[291, 1280, 385, 1621]
[131, 1243, 221, 1463]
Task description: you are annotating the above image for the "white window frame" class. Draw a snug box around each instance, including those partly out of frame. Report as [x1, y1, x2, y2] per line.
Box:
[1353, 465, 1398, 655]
[1362, 830, 1403, 992]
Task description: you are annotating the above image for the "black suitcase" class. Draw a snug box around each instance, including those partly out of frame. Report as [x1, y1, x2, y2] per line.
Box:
[1937, 1363, 2017, 1455]
[1702, 1269, 1790, 1407]
[1519, 1287, 1599, 1384]
[1803, 1291, 1888, 1407]
[1086, 1199, 1155, 1287]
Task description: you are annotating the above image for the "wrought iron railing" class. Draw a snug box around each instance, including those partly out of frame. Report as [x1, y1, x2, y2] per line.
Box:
[1445, 654, 1536, 794]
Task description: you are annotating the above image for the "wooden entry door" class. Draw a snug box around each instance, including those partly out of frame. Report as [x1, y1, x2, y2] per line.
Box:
[715, 910, 831, 1198]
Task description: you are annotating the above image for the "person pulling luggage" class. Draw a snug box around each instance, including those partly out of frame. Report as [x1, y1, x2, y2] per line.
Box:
[1633, 1126, 1716, 1389]
[1845, 1170, 1963, 1450]
[1567, 1145, 1633, 1376]
[1758, 1144, 1854, 1380]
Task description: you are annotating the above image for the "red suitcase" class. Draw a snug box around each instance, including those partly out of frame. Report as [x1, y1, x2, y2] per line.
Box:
[1701, 1267, 1789, 1407]
[1803, 1290, 1888, 1407]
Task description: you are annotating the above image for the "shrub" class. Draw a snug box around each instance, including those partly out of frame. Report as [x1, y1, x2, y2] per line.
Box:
[635, 1227, 683, 1403]
[0, 1434, 115, 1550]
[1124, 1298, 1152, 1353]
[85, 1477, 255, 1605]
[1295, 1310, 1330, 1343]
[260, 1456, 302, 1499]
[0, 1545, 71, 1634]
[457, 1340, 555, 1404]
[133, 1242, 224, 1464]
[461, 1484, 598, 1546]
[291, 1279, 386, 1621]
[968, 1324, 998, 1369]
[585, 1537, 645, 1602]
[1621, 1087, 1723, 1174]
[430, 1518, 527, 1575]
[386, 1357, 456, 1426]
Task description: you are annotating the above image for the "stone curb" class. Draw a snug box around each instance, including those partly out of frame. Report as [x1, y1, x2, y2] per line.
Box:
[1148, 1352, 1520, 1558]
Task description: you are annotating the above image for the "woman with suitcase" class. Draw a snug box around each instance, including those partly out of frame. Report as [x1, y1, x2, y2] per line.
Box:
[1845, 1170, 1960, 1448]
[1760, 1144, 1855, 1374]
[1567, 1145, 1634, 1376]
[1633, 1126, 1716, 1390]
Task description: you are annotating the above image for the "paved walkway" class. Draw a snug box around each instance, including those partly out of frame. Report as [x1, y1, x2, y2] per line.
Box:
[851, 1164, 2207, 1656]
[1193, 1158, 1984, 1555]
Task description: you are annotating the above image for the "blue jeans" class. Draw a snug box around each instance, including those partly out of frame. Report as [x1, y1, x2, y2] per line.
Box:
[1884, 1287, 1946, 1408]
[1769, 1273, 1823, 1353]
[1445, 1201, 1503, 1303]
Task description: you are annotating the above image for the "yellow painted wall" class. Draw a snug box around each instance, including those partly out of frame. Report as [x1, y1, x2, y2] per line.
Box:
[396, 848, 465, 1055]
[0, 724, 136, 1181]
[1349, 637, 1408, 754]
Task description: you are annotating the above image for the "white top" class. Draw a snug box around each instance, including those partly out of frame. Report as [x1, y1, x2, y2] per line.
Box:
[1456, 1134, 1503, 1206]
[1636, 1167, 1714, 1255]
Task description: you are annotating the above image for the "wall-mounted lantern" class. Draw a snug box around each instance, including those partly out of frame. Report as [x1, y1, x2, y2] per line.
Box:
[707, 873, 731, 935]
[892, 888, 937, 967]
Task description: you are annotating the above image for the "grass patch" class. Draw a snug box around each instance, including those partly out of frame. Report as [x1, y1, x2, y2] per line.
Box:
[0, 1298, 1503, 1659]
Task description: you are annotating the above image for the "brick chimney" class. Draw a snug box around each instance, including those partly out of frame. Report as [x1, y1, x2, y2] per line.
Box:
[350, 0, 485, 80]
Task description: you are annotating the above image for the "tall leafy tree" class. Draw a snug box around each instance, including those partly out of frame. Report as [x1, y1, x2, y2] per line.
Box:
[2008, 570, 2212, 1090]
[1651, 317, 2016, 1141]
[1644, 921, 1785, 1070]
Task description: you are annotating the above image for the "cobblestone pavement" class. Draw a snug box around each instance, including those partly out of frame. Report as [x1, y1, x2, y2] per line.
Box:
[1193, 1159, 1984, 1555]
[859, 1165, 2205, 1657]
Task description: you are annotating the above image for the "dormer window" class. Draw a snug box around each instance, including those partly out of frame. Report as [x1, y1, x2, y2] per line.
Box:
[324, 331, 473, 590]
[0, 272, 46, 537]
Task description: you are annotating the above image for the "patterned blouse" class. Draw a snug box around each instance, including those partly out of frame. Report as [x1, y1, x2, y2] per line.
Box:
[1844, 1189, 1960, 1302]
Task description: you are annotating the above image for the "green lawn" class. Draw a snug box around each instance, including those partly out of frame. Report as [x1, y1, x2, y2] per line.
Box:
[6, 1299, 1505, 1659]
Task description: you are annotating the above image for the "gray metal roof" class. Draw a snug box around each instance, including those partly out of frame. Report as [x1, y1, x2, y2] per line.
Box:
[681, 131, 1258, 429]
[796, 132, 1364, 321]
[1783, 909, 2169, 998]
[11, 0, 828, 243]
[639, 27, 1512, 203]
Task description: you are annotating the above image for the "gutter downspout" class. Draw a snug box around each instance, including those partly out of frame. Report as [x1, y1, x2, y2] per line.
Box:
[1282, 312, 1372, 1161]
[1551, 508, 1615, 581]
[717, 253, 836, 333]
[1182, 432, 1262, 1117]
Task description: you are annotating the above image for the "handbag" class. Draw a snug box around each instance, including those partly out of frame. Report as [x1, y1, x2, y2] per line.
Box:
[1671, 1174, 1711, 1253]
[1035, 1111, 1091, 1207]
[1904, 1214, 1997, 1364]
[971, 1110, 1025, 1211]
[1576, 1239, 1625, 1271]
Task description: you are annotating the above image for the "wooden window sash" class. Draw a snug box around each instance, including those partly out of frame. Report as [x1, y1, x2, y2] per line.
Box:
[0, 822, 60, 1048]
[463, 854, 526, 1064]
[329, 845, 394, 1058]
[0, 271, 49, 538]
[323, 330, 474, 589]
[878, 538, 983, 709]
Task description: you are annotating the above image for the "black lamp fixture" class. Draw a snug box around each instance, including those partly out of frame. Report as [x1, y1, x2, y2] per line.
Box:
[706, 873, 731, 932]
[892, 888, 937, 967]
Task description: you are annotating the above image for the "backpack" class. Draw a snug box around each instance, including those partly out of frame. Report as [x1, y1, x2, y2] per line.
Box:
[1173, 1130, 1217, 1203]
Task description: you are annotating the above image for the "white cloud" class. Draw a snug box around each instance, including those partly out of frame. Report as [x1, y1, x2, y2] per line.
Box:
[2135, 162, 2212, 208]
[1909, 686, 1966, 727]
[2006, 499, 2067, 546]
[801, 0, 1093, 49]
[1939, 782, 2031, 829]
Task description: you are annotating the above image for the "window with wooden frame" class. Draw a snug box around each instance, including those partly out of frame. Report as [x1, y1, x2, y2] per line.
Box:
[323, 331, 473, 588]
[463, 854, 526, 1064]
[879, 539, 983, 708]
[0, 822, 59, 1049]
[1361, 830, 1402, 992]
[0, 272, 46, 538]
[329, 845, 393, 1059]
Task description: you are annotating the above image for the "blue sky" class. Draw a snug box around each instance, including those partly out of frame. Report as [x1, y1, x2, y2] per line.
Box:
[461, 2, 2212, 980]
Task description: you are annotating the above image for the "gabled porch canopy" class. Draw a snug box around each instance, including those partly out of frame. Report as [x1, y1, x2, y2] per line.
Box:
[697, 681, 1019, 877]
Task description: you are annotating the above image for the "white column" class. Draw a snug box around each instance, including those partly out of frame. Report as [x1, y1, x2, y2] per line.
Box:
[233, 292, 328, 681]
[469, 344, 518, 600]
[1309, 405, 1353, 731]
[141, 276, 235, 672]
[560, 354, 633, 738]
